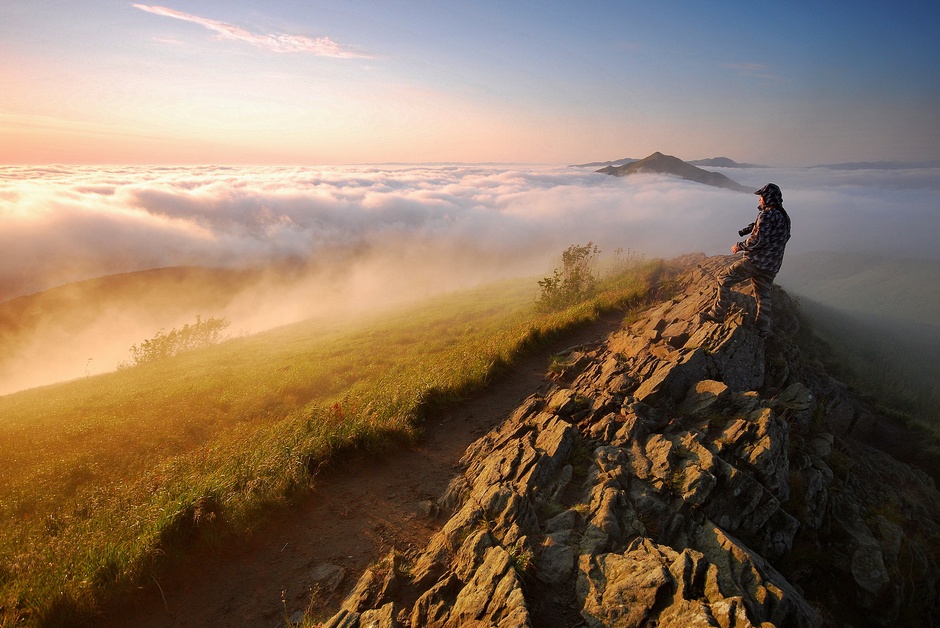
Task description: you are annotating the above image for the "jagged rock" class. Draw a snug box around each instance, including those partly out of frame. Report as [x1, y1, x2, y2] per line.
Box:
[537, 529, 576, 584]
[546, 387, 578, 415]
[324, 255, 940, 628]
[453, 529, 495, 581]
[359, 602, 399, 628]
[678, 379, 731, 417]
[581, 448, 645, 556]
[705, 328, 765, 393]
[409, 574, 462, 627]
[448, 546, 531, 627]
[707, 597, 755, 628]
[310, 562, 346, 595]
[322, 609, 359, 628]
[577, 538, 676, 627]
[675, 458, 717, 507]
[633, 348, 709, 405]
[337, 552, 401, 617]
[769, 381, 814, 428]
[538, 510, 580, 585]
[738, 407, 791, 502]
[788, 449, 833, 530]
[691, 523, 820, 626]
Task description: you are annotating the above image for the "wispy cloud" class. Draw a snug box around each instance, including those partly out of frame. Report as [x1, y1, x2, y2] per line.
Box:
[133, 4, 371, 58]
[723, 62, 780, 81]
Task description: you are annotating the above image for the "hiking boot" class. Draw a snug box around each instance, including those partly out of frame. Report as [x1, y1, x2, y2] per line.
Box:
[699, 311, 725, 324]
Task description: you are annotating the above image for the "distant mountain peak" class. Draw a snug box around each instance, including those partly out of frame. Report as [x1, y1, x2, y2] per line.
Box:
[571, 157, 638, 168]
[688, 157, 768, 168]
[596, 152, 752, 192]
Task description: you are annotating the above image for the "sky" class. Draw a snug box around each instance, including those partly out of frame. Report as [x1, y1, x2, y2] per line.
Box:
[1, 1, 939, 166]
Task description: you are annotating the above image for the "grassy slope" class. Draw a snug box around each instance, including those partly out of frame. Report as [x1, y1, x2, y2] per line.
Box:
[0, 266, 272, 396]
[778, 251, 940, 327]
[794, 296, 940, 439]
[0, 262, 666, 626]
[780, 251, 940, 437]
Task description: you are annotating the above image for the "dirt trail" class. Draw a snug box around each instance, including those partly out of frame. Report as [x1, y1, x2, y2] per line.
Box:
[96, 311, 629, 628]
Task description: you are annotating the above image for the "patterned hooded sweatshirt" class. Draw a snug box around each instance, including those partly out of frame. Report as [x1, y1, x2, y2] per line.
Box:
[738, 183, 791, 275]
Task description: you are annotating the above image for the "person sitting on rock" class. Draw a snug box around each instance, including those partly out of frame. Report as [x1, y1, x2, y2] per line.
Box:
[700, 183, 791, 337]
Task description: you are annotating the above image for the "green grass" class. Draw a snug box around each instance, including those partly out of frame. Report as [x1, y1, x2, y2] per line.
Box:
[793, 296, 940, 442]
[0, 261, 665, 626]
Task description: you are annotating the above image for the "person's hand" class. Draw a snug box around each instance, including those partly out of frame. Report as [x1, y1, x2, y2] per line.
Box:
[731, 243, 742, 254]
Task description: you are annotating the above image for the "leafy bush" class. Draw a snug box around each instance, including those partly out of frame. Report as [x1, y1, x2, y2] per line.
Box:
[537, 242, 600, 311]
[122, 315, 231, 367]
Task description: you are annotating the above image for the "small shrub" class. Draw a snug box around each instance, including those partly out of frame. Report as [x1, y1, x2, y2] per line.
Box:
[537, 242, 600, 311]
[121, 315, 231, 367]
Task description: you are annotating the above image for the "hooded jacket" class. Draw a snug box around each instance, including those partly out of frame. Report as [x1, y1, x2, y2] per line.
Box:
[738, 183, 791, 275]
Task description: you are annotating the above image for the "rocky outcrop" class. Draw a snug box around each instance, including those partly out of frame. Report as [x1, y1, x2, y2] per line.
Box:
[322, 255, 940, 627]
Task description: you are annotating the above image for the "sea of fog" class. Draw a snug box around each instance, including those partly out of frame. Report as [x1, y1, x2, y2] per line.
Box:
[2, 162, 938, 302]
[0, 162, 937, 394]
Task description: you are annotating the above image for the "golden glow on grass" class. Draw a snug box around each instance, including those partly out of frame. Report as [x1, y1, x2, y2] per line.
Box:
[0, 263, 663, 625]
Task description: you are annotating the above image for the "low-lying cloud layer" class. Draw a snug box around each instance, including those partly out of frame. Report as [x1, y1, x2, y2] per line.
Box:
[1, 162, 938, 394]
[0, 164, 716, 301]
[3, 163, 938, 301]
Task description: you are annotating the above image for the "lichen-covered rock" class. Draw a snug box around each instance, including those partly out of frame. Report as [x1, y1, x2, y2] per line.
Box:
[320, 255, 940, 628]
[678, 379, 730, 417]
[447, 546, 531, 627]
[358, 602, 398, 628]
[577, 539, 676, 628]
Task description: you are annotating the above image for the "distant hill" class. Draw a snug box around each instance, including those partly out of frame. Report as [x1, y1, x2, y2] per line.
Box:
[572, 157, 639, 168]
[597, 151, 752, 192]
[778, 251, 940, 327]
[688, 157, 768, 168]
[810, 160, 940, 170]
[0, 266, 260, 337]
[0, 265, 272, 395]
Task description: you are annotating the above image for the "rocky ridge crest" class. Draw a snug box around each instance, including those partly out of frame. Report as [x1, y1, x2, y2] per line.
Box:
[322, 255, 940, 627]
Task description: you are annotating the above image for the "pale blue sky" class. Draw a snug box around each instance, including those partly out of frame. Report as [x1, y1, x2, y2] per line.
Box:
[1, 0, 938, 164]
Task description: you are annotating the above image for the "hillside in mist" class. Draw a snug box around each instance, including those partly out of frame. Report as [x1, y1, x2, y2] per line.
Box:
[811, 159, 940, 170]
[688, 156, 768, 168]
[779, 251, 940, 432]
[795, 296, 940, 431]
[4, 162, 938, 399]
[572, 157, 638, 168]
[779, 251, 940, 327]
[0, 264, 302, 395]
[597, 151, 753, 191]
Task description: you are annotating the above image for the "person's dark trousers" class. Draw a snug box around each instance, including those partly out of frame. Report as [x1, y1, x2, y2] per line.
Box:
[710, 258, 776, 335]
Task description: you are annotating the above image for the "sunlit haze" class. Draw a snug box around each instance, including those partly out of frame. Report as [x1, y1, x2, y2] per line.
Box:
[2, 161, 939, 393]
[1, 1, 938, 165]
[1, 1, 940, 394]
